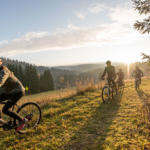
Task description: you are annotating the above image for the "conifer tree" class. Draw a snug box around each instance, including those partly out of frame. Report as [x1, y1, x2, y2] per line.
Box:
[40, 70, 54, 92]
[24, 65, 40, 94]
[133, 0, 150, 62]
[133, 0, 150, 33]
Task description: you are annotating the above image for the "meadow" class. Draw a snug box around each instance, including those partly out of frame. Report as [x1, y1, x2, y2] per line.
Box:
[0, 79, 150, 150]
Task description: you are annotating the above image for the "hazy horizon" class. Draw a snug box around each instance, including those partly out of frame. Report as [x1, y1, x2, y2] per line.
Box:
[2, 56, 135, 68]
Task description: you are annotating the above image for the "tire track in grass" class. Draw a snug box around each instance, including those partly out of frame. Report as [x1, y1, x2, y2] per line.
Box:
[67, 91, 122, 150]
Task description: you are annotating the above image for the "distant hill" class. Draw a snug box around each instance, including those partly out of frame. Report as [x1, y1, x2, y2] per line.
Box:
[1, 57, 149, 90]
[54, 63, 105, 73]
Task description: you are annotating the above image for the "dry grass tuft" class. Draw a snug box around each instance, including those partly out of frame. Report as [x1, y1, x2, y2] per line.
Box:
[76, 80, 102, 95]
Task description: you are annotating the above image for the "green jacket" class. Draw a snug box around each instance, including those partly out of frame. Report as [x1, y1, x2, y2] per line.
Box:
[117, 71, 124, 80]
[0, 66, 25, 95]
[132, 69, 143, 78]
[102, 65, 116, 80]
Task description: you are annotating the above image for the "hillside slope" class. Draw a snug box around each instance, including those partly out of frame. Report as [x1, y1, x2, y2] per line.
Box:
[0, 80, 150, 150]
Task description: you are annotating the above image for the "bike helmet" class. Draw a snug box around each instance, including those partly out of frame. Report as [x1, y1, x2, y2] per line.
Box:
[106, 60, 111, 64]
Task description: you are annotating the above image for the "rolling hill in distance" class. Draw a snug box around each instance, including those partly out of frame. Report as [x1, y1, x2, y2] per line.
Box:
[1, 57, 150, 90]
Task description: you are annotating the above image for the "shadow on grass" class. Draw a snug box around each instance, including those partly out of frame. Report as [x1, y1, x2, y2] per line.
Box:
[65, 91, 123, 150]
[136, 89, 150, 100]
[42, 91, 101, 118]
[136, 89, 150, 120]
[136, 89, 150, 150]
[0, 90, 123, 150]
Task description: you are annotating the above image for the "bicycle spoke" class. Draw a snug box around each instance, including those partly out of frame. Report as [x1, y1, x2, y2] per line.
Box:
[16, 102, 41, 133]
[102, 87, 110, 103]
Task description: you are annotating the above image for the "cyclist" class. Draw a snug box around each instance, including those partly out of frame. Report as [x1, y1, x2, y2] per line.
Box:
[132, 66, 143, 84]
[0, 59, 26, 132]
[116, 69, 124, 87]
[101, 60, 117, 91]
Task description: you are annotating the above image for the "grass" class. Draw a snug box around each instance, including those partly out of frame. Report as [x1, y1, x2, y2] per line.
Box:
[0, 79, 150, 149]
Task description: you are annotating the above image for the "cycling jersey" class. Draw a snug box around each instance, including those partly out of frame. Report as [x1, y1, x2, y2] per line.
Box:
[132, 68, 143, 79]
[0, 66, 25, 95]
[117, 71, 124, 81]
[102, 65, 116, 80]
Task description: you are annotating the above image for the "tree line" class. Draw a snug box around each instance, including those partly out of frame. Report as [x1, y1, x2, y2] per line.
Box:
[2, 59, 54, 94]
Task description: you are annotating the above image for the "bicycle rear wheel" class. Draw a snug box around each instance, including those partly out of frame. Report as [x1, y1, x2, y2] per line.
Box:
[102, 87, 111, 103]
[16, 102, 41, 134]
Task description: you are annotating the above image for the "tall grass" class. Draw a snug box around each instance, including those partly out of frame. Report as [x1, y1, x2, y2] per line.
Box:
[76, 80, 103, 95]
[18, 80, 103, 107]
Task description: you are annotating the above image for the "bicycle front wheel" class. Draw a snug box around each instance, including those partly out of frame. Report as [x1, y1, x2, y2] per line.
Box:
[16, 102, 41, 133]
[102, 87, 110, 103]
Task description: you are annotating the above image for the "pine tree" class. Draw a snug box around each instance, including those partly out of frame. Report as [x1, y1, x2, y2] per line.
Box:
[24, 65, 40, 94]
[141, 53, 150, 63]
[133, 0, 150, 34]
[18, 64, 25, 85]
[40, 70, 54, 92]
[133, 1, 150, 63]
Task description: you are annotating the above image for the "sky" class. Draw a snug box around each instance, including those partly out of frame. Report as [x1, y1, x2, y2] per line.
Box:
[0, 0, 149, 66]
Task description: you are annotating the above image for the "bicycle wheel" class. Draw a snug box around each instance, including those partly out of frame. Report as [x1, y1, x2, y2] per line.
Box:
[15, 102, 41, 134]
[102, 87, 110, 103]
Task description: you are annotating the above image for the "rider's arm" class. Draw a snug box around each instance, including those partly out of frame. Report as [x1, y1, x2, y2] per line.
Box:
[0, 69, 10, 87]
[101, 67, 107, 79]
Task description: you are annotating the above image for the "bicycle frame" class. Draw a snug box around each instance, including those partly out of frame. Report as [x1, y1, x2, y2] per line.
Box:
[104, 79, 114, 89]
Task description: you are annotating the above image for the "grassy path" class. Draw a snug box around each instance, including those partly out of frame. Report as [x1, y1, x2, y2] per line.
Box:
[0, 80, 150, 149]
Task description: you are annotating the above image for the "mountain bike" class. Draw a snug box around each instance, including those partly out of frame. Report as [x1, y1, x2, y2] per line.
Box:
[101, 79, 117, 103]
[0, 100, 41, 134]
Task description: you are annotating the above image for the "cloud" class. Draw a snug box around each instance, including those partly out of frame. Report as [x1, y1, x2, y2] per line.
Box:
[0, 23, 143, 56]
[0, 26, 108, 55]
[0, 40, 8, 46]
[109, 7, 147, 24]
[88, 4, 107, 14]
[75, 3, 107, 19]
[0, 4, 148, 56]
[75, 12, 86, 19]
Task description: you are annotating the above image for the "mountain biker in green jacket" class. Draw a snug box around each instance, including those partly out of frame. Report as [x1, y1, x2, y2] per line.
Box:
[0, 59, 26, 132]
[101, 60, 117, 89]
[132, 66, 143, 84]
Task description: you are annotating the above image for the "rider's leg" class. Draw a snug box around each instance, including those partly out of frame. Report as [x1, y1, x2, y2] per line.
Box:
[0, 93, 9, 124]
[112, 80, 117, 93]
[139, 78, 141, 84]
[107, 79, 111, 86]
[2, 92, 23, 122]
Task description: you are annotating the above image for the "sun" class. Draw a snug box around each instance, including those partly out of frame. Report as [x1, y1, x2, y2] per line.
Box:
[122, 58, 134, 65]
